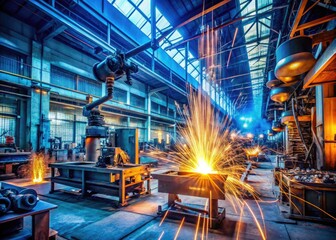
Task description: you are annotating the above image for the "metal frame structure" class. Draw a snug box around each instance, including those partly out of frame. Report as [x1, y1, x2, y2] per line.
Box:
[49, 162, 151, 206]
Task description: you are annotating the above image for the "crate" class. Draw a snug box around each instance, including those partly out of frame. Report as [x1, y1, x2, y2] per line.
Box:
[282, 173, 336, 222]
[279, 171, 291, 203]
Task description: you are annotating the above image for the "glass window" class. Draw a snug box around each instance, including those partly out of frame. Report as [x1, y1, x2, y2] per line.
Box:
[113, 0, 135, 17]
[241, 0, 256, 16]
[243, 22, 257, 41]
[113, 87, 127, 103]
[157, 16, 171, 31]
[108, 0, 200, 81]
[179, 60, 186, 69]
[167, 31, 183, 44]
[129, 9, 147, 28]
[50, 65, 76, 90]
[138, 0, 150, 17]
[0, 116, 16, 144]
[166, 49, 178, 58]
[130, 0, 142, 5]
[140, 21, 151, 37]
[130, 94, 145, 108]
[173, 52, 184, 64]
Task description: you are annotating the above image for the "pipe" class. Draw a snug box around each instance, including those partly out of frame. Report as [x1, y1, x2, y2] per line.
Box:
[310, 107, 323, 165]
[38, 43, 44, 150]
[82, 77, 114, 116]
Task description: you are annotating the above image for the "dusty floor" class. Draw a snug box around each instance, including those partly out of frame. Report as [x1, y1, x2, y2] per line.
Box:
[4, 157, 336, 240]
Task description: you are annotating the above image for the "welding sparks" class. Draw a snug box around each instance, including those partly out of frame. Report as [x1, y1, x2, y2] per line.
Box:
[168, 89, 266, 239]
[173, 87, 238, 174]
[195, 158, 215, 174]
[31, 152, 46, 183]
[174, 217, 185, 240]
[244, 146, 262, 158]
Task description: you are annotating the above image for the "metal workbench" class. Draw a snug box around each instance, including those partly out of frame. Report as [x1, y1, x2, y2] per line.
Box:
[49, 162, 151, 206]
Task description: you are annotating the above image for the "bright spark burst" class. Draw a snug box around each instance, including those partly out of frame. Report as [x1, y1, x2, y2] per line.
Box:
[30, 152, 46, 183]
[172, 88, 240, 174]
[244, 146, 261, 158]
[156, 89, 268, 239]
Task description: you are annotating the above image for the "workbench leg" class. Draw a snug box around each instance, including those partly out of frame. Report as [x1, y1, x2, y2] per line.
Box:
[119, 172, 126, 206]
[32, 211, 50, 240]
[50, 168, 55, 194]
[168, 193, 179, 206]
[147, 173, 151, 194]
[81, 170, 86, 197]
[210, 199, 218, 229]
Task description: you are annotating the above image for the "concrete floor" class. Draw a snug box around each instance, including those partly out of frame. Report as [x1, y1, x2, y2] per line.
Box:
[4, 159, 336, 240]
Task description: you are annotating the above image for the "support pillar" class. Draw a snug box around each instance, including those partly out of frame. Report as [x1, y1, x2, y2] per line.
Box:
[147, 89, 151, 142]
[316, 84, 336, 170]
[30, 41, 51, 151]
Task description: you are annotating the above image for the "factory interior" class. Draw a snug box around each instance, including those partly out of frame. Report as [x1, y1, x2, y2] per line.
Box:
[0, 0, 336, 239]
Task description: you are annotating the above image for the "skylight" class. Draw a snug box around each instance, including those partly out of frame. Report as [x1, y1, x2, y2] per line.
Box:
[239, 0, 273, 116]
[108, 0, 234, 114]
[108, 0, 200, 82]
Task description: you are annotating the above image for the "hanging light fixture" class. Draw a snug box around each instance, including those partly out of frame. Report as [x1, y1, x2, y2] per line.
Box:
[271, 110, 284, 132]
[275, 36, 316, 82]
[266, 70, 282, 89]
[270, 86, 293, 103]
[272, 120, 284, 132]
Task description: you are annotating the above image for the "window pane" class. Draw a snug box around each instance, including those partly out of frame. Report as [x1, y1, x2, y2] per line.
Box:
[129, 10, 147, 28]
[140, 21, 151, 37]
[173, 52, 184, 63]
[138, 0, 150, 17]
[157, 16, 170, 31]
[113, 0, 135, 17]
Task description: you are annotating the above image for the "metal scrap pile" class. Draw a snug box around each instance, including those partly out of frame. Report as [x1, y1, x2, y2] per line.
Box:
[283, 167, 335, 184]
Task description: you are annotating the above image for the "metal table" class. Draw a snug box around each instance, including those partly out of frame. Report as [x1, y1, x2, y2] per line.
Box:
[49, 162, 151, 206]
[0, 183, 57, 240]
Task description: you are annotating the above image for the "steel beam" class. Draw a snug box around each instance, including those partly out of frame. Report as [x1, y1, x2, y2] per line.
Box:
[165, 5, 287, 51]
[227, 27, 238, 67]
[30, 0, 115, 52]
[223, 54, 269, 68]
[149, 86, 169, 95]
[43, 25, 67, 41]
[296, 14, 336, 32]
[37, 21, 54, 34]
[311, 29, 336, 46]
[200, 36, 272, 61]
[228, 84, 263, 91]
[303, 39, 336, 88]
[174, 0, 231, 29]
[289, 0, 309, 38]
[302, 0, 321, 15]
[185, 42, 189, 82]
[258, 19, 279, 34]
[217, 67, 265, 82]
[28, 0, 187, 97]
[150, 0, 156, 48]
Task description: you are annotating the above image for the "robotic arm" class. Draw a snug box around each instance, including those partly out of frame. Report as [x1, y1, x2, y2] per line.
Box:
[93, 52, 138, 85]
[82, 52, 138, 117]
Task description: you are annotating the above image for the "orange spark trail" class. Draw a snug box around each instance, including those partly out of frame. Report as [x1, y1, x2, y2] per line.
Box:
[174, 217, 185, 240]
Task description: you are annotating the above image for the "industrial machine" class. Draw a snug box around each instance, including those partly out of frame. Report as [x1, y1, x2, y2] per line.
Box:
[152, 170, 227, 229]
[49, 51, 151, 206]
[48, 136, 68, 162]
[0, 188, 39, 214]
[0, 135, 31, 179]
